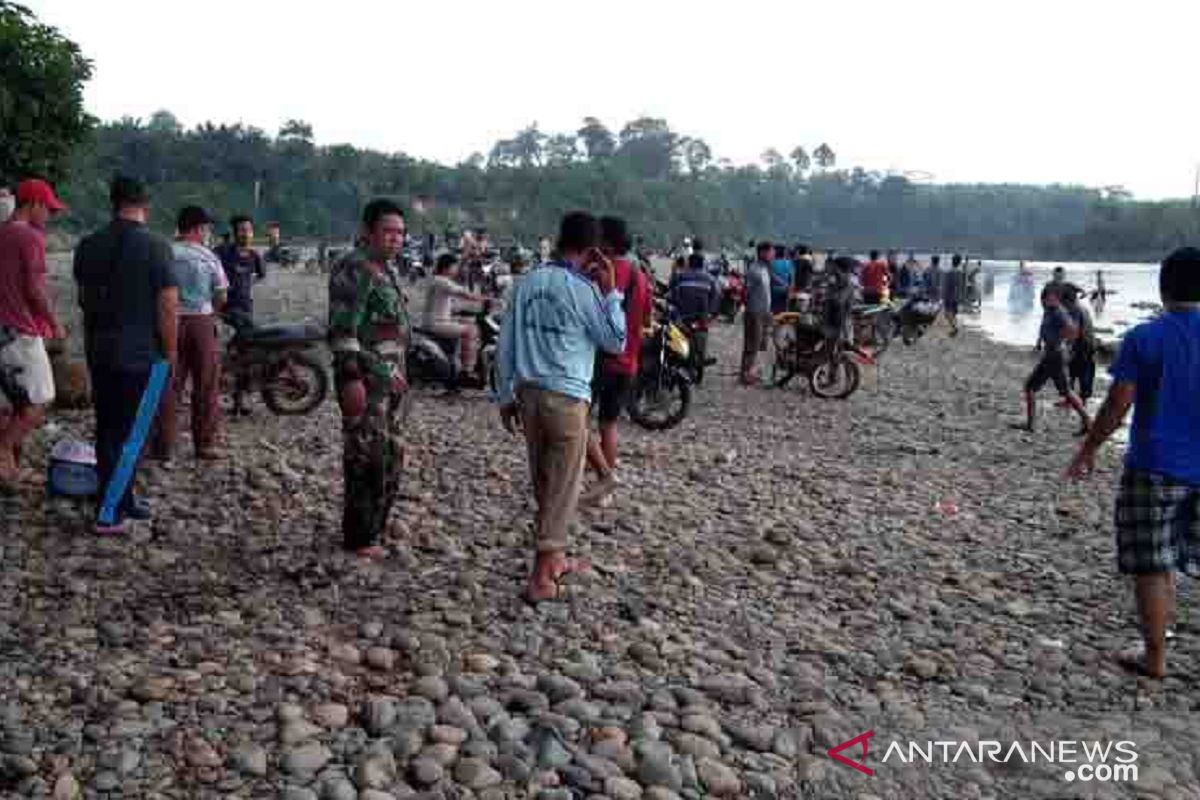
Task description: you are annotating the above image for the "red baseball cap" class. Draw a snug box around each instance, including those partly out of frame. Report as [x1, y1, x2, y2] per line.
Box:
[15, 179, 66, 212]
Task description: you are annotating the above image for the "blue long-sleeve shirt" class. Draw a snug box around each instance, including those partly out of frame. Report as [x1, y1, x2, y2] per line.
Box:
[496, 262, 626, 406]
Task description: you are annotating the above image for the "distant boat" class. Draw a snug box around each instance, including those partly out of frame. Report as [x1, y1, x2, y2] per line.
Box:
[1008, 272, 1036, 313]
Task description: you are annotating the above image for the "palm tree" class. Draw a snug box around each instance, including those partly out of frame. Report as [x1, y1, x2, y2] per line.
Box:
[813, 143, 836, 170]
[789, 146, 811, 174]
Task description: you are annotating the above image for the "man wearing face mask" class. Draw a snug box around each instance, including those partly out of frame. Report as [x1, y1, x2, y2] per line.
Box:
[214, 214, 265, 318]
[328, 199, 411, 560]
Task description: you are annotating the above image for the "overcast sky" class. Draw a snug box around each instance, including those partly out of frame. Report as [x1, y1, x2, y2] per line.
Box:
[26, 0, 1200, 199]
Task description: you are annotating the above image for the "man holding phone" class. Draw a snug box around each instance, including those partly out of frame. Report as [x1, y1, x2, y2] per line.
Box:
[495, 211, 627, 602]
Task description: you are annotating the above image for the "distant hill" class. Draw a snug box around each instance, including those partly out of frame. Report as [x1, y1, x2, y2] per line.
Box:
[55, 113, 1199, 260]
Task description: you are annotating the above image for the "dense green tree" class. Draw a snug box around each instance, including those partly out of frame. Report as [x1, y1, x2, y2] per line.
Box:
[577, 117, 616, 160]
[545, 134, 579, 166]
[617, 117, 679, 179]
[0, 1, 94, 182]
[52, 111, 1187, 259]
[278, 119, 314, 143]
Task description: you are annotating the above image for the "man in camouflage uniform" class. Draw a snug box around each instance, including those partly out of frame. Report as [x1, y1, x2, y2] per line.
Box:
[328, 199, 410, 559]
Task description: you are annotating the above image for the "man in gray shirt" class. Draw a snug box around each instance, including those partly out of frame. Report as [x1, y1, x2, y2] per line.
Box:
[741, 241, 774, 385]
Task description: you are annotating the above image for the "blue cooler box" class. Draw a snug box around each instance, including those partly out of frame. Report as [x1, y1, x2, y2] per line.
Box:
[47, 439, 98, 497]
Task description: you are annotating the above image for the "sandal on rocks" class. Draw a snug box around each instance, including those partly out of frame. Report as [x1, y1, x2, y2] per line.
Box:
[523, 557, 593, 606]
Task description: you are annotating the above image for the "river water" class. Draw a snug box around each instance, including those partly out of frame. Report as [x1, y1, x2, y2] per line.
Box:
[969, 260, 1161, 349]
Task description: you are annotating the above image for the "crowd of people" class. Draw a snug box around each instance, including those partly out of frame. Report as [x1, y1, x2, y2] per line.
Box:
[0, 175, 281, 529]
[2, 176, 1199, 677]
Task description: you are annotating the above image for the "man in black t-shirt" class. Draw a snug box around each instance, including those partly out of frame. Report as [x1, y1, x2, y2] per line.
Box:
[214, 215, 265, 316]
[73, 176, 179, 535]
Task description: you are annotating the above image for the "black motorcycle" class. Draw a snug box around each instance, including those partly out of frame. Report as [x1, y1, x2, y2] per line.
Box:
[222, 312, 329, 415]
[893, 296, 942, 345]
[407, 301, 500, 391]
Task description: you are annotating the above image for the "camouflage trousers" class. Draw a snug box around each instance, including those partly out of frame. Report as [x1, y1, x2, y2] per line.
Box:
[341, 380, 407, 551]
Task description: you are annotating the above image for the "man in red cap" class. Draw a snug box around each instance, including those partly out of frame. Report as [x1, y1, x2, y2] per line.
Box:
[0, 179, 67, 482]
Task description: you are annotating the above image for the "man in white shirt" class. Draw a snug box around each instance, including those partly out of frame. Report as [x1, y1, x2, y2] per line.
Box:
[422, 253, 484, 380]
[150, 206, 228, 460]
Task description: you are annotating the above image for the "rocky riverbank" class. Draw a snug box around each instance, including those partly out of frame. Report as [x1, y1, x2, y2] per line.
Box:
[0, 311, 1195, 800]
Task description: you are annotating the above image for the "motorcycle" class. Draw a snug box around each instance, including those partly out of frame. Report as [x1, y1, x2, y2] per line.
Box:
[771, 302, 871, 399]
[628, 303, 692, 431]
[850, 302, 896, 357]
[407, 301, 500, 391]
[221, 312, 329, 415]
[718, 272, 745, 322]
[893, 296, 942, 345]
[677, 315, 715, 385]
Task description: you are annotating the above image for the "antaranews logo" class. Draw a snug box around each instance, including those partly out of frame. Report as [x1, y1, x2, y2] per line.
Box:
[826, 731, 1139, 783]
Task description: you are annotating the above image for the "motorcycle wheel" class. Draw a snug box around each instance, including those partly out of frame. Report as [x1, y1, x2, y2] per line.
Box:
[901, 324, 920, 346]
[809, 355, 860, 400]
[628, 368, 691, 431]
[262, 351, 329, 415]
[407, 344, 454, 387]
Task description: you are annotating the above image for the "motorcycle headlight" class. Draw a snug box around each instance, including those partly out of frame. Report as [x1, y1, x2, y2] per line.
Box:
[667, 326, 689, 358]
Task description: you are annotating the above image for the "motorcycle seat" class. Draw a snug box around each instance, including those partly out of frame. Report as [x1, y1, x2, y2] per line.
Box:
[852, 304, 891, 315]
[413, 326, 458, 341]
[237, 322, 327, 343]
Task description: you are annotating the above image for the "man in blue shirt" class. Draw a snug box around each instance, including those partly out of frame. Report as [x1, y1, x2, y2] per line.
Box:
[669, 253, 719, 320]
[496, 212, 626, 602]
[1016, 286, 1091, 433]
[1067, 247, 1200, 680]
[669, 253, 719, 382]
[770, 244, 793, 313]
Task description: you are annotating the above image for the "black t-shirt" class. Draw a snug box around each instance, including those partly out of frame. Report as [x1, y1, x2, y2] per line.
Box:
[214, 243, 264, 313]
[74, 220, 177, 371]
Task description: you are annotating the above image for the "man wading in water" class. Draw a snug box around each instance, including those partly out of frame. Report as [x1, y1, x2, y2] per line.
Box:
[328, 200, 411, 560]
[1066, 247, 1200, 680]
[495, 212, 626, 602]
[1015, 285, 1091, 434]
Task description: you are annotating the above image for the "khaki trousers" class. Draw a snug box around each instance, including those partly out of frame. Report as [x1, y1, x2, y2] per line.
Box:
[518, 385, 589, 553]
[741, 311, 771, 378]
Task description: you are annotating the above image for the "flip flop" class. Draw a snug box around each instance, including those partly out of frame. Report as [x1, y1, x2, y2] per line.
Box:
[355, 545, 387, 561]
[523, 557, 593, 605]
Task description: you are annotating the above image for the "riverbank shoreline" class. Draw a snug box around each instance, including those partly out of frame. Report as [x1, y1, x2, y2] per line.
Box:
[0, 293, 1191, 798]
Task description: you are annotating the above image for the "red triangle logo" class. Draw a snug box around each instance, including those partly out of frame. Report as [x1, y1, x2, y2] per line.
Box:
[827, 730, 874, 776]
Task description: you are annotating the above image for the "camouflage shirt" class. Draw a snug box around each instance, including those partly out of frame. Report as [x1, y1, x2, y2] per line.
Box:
[328, 248, 410, 384]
